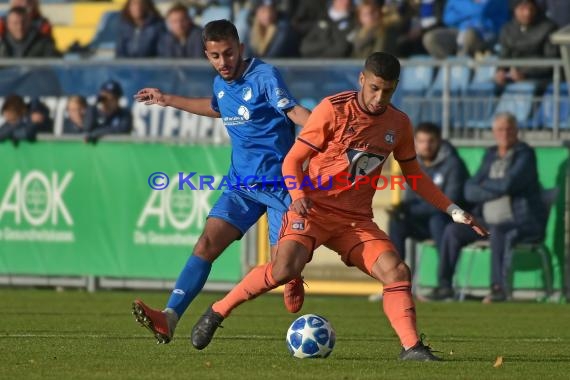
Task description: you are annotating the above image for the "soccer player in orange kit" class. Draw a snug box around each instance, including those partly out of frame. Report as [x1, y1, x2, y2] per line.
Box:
[191, 52, 488, 361]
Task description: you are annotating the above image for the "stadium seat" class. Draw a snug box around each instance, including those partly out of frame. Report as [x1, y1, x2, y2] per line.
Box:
[199, 5, 232, 27]
[463, 60, 498, 129]
[493, 81, 538, 128]
[422, 61, 471, 127]
[88, 11, 120, 55]
[398, 57, 435, 126]
[457, 188, 558, 301]
[533, 83, 570, 129]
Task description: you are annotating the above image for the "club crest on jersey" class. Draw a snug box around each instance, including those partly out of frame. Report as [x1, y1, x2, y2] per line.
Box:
[275, 88, 286, 97]
[217, 90, 225, 99]
[292, 220, 305, 230]
[242, 87, 253, 101]
[238, 105, 250, 120]
[384, 130, 395, 144]
[346, 149, 386, 183]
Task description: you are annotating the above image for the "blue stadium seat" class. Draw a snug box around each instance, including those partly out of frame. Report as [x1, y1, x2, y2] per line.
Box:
[463, 60, 498, 128]
[493, 81, 537, 128]
[199, 5, 232, 27]
[422, 62, 471, 127]
[398, 56, 435, 126]
[89, 11, 120, 52]
[533, 83, 570, 129]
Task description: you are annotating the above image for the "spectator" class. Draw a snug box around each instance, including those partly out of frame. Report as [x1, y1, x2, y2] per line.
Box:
[495, 0, 558, 87]
[0, 0, 52, 40]
[158, 3, 203, 58]
[352, 0, 387, 58]
[86, 80, 133, 143]
[536, 0, 570, 28]
[389, 122, 469, 261]
[392, 0, 446, 57]
[245, 0, 298, 58]
[291, 0, 328, 39]
[0, 94, 35, 142]
[0, 6, 59, 58]
[423, 0, 510, 59]
[28, 97, 52, 133]
[429, 113, 547, 303]
[116, 0, 165, 58]
[300, 0, 355, 58]
[63, 95, 96, 134]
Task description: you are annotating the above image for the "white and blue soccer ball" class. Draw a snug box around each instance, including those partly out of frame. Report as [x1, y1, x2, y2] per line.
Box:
[286, 314, 336, 359]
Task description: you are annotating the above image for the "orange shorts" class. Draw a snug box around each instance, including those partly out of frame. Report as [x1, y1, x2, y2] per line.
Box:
[278, 206, 397, 276]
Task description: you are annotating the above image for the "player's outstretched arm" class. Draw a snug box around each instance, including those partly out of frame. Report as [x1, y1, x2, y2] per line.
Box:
[134, 88, 221, 118]
[282, 141, 314, 216]
[285, 105, 311, 127]
[399, 159, 489, 237]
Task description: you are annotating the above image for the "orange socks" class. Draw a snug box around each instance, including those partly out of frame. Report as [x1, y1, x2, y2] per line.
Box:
[382, 281, 419, 349]
[213, 263, 278, 318]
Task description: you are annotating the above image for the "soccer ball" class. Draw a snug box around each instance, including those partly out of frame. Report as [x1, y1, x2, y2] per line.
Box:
[286, 314, 336, 359]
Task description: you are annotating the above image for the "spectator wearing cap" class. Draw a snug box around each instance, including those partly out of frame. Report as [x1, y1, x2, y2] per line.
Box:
[28, 97, 52, 133]
[86, 80, 133, 142]
[423, 0, 510, 59]
[157, 3, 203, 58]
[116, 0, 165, 58]
[63, 95, 97, 135]
[0, 6, 58, 58]
[495, 0, 558, 87]
[245, 0, 299, 58]
[0, 94, 35, 143]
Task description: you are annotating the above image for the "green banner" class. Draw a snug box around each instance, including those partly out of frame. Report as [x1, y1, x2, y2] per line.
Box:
[0, 141, 242, 281]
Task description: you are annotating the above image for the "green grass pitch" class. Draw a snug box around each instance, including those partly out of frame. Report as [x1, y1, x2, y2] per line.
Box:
[1, 289, 569, 379]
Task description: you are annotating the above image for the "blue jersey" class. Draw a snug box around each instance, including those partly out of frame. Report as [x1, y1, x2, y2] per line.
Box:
[211, 58, 297, 185]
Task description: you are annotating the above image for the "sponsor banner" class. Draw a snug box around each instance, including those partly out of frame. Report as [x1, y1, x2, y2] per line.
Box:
[0, 141, 241, 281]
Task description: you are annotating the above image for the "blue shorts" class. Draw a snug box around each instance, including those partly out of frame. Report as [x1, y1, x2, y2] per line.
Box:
[208, 186, 291, 245]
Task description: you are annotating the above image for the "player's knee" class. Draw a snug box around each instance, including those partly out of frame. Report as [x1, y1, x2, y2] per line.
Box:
[194, 235, 223, 262]
[374, 255, 411, 284]
[271, 261, 301, 285]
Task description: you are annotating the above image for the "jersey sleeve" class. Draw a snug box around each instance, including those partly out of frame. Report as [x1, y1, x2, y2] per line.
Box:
[264, 67, 297, 113]
[210, 80, 220, 113]
[392, 115, 416, 162]
[296, 99, 334, 152]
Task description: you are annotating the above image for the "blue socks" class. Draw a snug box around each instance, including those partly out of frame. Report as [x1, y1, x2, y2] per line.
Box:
[166, 254, 212, 318]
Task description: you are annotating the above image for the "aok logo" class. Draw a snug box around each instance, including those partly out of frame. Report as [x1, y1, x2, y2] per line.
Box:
[136, 174, 216, 230]
[0, 171, 74, 226]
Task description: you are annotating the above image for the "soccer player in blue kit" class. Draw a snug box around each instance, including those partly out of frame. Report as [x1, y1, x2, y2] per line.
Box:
[132, 19, 311, 344]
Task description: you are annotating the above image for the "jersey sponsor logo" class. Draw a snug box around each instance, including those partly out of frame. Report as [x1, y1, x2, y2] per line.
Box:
[432, 172, 444, 187]
[238, 105, 250, 120]
[291, 220, 305, 230]
[277, 98, 290, 108]
[384, 130, 395, 144]
[242, 87, 253, 101]
[217, 90, 225, 99]
[346, 149, 386, 183]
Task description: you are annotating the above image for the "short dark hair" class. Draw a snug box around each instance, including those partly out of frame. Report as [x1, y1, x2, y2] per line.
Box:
[1, 94, 27, 115]
[167, 2, 189, 18]
[364, 52, 400, 81]
[415, 122, 441, 139]
[202, 19, 240, 46]
[8, 6, 27, 19]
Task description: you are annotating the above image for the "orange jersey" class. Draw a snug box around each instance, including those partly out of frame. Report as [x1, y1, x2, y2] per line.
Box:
[294, 91, 416, 219]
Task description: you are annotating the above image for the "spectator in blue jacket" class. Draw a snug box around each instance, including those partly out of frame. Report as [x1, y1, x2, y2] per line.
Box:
[429, 113, 547, 303]
[389, 122, 469, 261]
[116, 0, 165, 58]
[245, 0, 299, 58]
[85, 80, 133, 143]
[0, 94, 35, 143]
[423, 0, 510, 58]
[158, 3, 203, 58]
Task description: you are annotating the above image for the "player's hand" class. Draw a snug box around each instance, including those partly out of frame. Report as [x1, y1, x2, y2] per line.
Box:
[134, 88, 167, 106]
[291, 197, 313, 217]
[451, 209, 489, 237]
